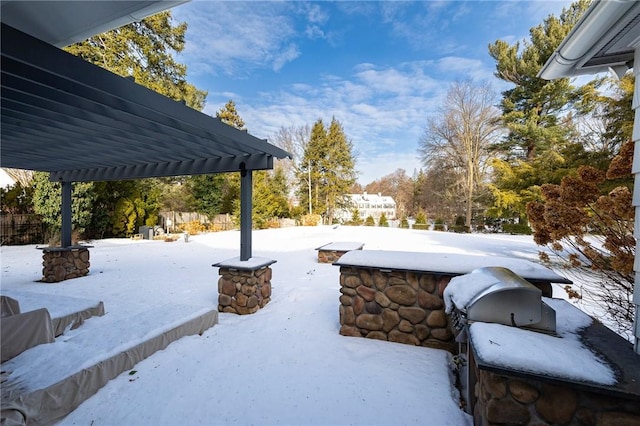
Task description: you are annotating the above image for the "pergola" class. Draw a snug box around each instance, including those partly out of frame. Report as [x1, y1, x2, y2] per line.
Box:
[539, 0, 640, 354]
[1, 1, 291, 261]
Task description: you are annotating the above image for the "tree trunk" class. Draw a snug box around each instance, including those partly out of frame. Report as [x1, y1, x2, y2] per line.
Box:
[466, 159, 474, 228]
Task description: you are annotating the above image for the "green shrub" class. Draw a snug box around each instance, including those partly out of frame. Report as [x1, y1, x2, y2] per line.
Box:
[400, 217, 410, 229]
[412, 223, 429, 230]
[364, 216, 375, 226]
[449, 225, 470, 233]
[378, 213, 389, 227]
[415, 209, 427, 225]
[502, 224, 532, 235]
[433, 218, 446, 231]
[349, 209, 363, 226]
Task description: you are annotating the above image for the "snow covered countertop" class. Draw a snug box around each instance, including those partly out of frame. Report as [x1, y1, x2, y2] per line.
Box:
[469, 298, 640, 400]
[315, 241, 364, 251]
[212, 256, 276, 270]
[469, 298, 616, 386]
[334, 251, 571, 284]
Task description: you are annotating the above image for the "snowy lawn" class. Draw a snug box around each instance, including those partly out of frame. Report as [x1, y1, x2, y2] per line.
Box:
[0, 226, 574, 425]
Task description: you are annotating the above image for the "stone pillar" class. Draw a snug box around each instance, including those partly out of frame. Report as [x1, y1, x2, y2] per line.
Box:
[40, 246, 90, 283]
[214, 257, 276, 315]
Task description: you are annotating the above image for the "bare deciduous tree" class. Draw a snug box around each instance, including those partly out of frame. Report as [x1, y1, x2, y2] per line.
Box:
[418, 80, 503, 227]
[270, 124, 311, 188]
[2, 168, 34, 187]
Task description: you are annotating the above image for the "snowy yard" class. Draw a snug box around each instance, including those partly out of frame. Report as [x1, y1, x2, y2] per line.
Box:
[1, 226, 577, 425]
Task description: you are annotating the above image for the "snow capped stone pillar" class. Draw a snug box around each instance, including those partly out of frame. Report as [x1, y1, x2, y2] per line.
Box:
[214, 257, 275, 315]
[631, 46, 640, 354]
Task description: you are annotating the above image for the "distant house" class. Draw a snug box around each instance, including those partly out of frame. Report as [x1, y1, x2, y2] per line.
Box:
[336, 193, 397, 223]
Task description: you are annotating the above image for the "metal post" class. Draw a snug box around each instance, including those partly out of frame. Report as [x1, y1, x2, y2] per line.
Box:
[240, 164, 252, 261]
[61, 180, 72, 247]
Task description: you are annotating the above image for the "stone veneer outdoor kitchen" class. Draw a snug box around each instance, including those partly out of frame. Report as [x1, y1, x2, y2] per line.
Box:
[333, 250, 570, 352]
[40, 246, 91, 283]
[467, 302, 640, 425]
[334, 250, 640, 425]
[214, 257, 275, 315]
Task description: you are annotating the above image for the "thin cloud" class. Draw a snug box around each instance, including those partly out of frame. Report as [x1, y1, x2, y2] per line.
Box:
[173, 2, 299, 76]
[175, 1, 570, 184]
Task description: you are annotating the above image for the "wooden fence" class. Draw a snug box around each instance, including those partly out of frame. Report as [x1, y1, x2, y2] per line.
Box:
[0, 214, 45, 245]
[158, 212, 234, 232]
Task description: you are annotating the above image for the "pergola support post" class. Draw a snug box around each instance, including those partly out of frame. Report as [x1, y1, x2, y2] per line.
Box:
[61, 180, 72, 248]
[240, 164, 252, 261]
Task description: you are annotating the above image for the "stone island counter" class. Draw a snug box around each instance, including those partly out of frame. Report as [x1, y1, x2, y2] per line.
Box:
[468, 299, 640, 425]
[333, 251, 571, 352]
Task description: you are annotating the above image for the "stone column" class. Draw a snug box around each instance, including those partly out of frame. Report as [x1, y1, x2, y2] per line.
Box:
[40, 246, 91, 282]
[214, 257, 276, 315]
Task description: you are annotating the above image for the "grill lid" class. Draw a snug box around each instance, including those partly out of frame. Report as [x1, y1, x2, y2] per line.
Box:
[466, 267, 541, 326]
[448, 266, 556, 333]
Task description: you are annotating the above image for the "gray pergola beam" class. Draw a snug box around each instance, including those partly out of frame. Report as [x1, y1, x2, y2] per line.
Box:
[240, 166, 253, 261]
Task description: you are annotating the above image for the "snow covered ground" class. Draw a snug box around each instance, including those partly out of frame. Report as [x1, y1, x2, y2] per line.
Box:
[1, 226, 585, 425]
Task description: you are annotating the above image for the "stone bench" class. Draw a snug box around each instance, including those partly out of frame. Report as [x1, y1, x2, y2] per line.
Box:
[333, 250, 571, 352]
[315, 242, 364, 263]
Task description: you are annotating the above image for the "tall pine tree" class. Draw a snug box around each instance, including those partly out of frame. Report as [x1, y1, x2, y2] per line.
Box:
[486, 0, 592, 220]
[488, 0, 590, 161]
[298, 117, 356, 224]
[188, 100, 245, 217]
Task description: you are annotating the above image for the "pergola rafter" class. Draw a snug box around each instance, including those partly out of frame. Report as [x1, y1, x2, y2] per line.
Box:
[1, 21, 290, 260]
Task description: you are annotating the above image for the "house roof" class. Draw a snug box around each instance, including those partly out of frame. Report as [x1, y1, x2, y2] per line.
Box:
[349, 193, 396, 205]
[1, 2, 291, 183]
[539, 1, 640, 79]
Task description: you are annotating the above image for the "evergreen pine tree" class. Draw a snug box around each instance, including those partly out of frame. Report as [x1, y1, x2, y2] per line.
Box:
[378, 213, 389, 227]
[298, 117, 356, 224]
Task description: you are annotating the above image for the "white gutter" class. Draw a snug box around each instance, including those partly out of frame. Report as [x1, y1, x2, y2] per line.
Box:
[539, 0, 638, 79]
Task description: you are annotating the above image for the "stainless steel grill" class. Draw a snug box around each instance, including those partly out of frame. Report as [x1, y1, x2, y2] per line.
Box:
[450, 266, 556, 339]
[448, 267, 557, 414]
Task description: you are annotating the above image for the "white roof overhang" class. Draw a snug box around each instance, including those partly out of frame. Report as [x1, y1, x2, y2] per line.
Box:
[0, 1, 189, 48]
[539, 0, 640, 80]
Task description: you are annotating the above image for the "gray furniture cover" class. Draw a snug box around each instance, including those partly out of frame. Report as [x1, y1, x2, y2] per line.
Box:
[1, 296, 54, 363]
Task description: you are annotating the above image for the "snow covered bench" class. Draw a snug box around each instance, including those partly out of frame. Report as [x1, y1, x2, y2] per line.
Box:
[315, 241, 363, 263]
